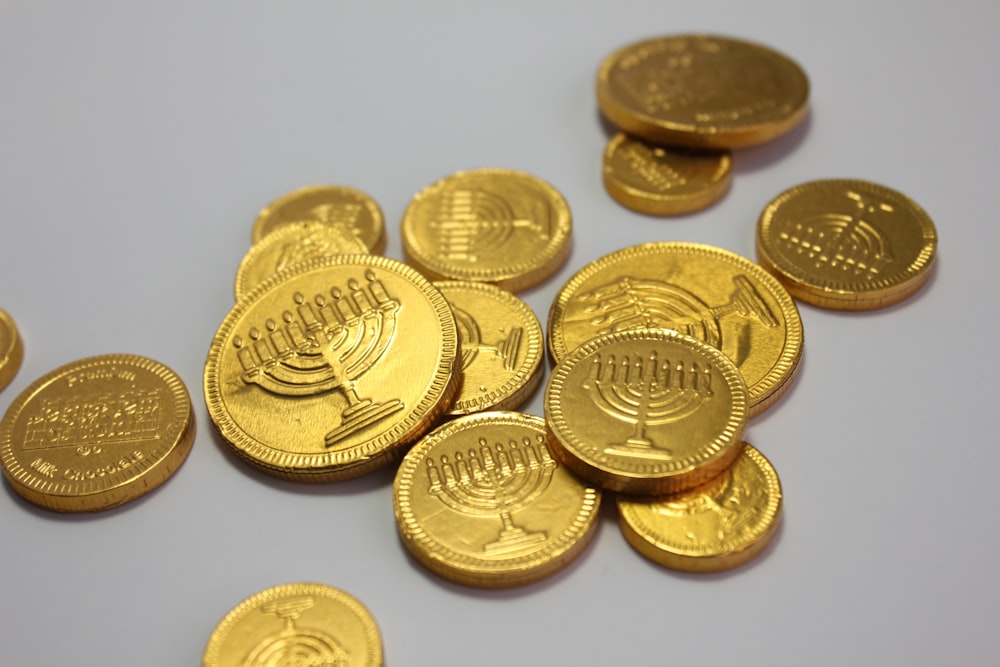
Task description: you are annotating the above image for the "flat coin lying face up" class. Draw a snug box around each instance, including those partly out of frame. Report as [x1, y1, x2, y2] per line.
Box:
[202, 582, 383, 667]
[0, 354, 195, 512]
[204, 255, 459, 482]
[394, 412, 601, 588]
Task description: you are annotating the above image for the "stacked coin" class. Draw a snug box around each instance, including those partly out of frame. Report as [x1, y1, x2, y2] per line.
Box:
[596, 34, 810, 215]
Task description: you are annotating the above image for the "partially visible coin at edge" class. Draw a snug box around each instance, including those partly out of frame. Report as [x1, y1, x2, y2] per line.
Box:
[0, 308, 24, 392]
[0, 354, 195, 512]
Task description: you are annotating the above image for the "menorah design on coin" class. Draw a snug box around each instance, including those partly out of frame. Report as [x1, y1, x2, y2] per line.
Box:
[453, 306, 522, 372]
[243, 596, 349, 667]
[571, 274, 777, 350]
[583, 351, 714, 459]
[233, 269, 405, 447]
[425, 434, 557, 554]
[775, 190, 894, 278]
[431, 188, 550, 261]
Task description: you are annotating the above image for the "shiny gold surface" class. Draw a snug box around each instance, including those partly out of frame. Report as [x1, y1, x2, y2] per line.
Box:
[756, 179, 938, 310]
[393, 411, 601, 588]
[204, 255, 459, 482]
[602, 133, 732, 215]
[545, 329, 747, 495]
[252, 185, 387, 255]
[435, 281, 544, 415]
[617, 442, 782, 572]
[235, 221, 369, 301]
[596, 34, 809, 149]
[401, 168, 572, 292]
[0, 354, 195, 512]
[203, 582, 383, 667]
[548, 242, 803, 417]
[0, 307, 23, 392]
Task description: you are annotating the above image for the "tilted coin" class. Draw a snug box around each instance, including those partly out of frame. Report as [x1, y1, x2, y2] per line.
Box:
[548, 242, 803, 417]
[252, 184, 387, 255]
[603, 132, 732, 215]
[204, 255, 459, 482]
[434, 281, 544, 416]
[203, 582, 383, 667]
[617, 442, 782, 573]
[394, 411, 601, 588]
[0, 307, 23, 392]
[0, 354, 195, 512]
[235, 221, 369, 301]
[401, 168, 573, 292]
[545, 329, 748, 495]
[596, 34, 809, 149]
[756, 179, 938, 310]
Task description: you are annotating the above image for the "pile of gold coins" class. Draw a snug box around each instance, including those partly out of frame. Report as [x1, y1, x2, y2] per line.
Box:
[0, 32, 939, 665]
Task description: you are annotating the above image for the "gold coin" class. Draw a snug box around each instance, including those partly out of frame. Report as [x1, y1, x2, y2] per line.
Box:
[251, 185, 387, 255]
[203, 582, 383, 667]
[394, 411, 601, 588]
[617, 442, 782, 573]
[0, 307, 24, 392]
[603, 132, 732, 215]
[0, 354, 195, 512]
[401, 168, 573, 292]
[756, 179, 938, 310]
[548, 242, 803, 417]
[596, 34, 809, 149]
[204, 255, 459, 482]
[235, 221, 369, 301]
[545, 328, 748, 495]
[434, 281, 544, 416]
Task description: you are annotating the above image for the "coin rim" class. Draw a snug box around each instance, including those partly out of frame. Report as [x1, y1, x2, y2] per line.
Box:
[0, 307, 24, 392]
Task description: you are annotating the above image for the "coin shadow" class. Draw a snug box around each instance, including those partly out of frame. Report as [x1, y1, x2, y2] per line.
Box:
[204, 421, 395, 497]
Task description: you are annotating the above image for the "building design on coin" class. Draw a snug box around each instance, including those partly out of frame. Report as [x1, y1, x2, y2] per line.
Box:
[425, 432, 558, 554]
[243, 596, 350, 666]
[232, 269, 404, 447]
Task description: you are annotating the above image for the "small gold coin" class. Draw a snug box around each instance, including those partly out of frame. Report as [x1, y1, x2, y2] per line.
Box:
[202, 582, 383, 667]
[393, 411, 601, 588]
[401, 168, 573, 292]
[434, 281, 544, 416]
[0, 308, 24, 392]
[548, 242, 803, 417]
[204, 255, 459, 482]
[756, 179, 938, 310]
[603, 132, 732, 215]
[545, 328, 748, 496]
[0, 354, 194, 512]
[617, 442, 782, 573]
[251, 185, 387, 255]
[235, 221, 369, 301]
[596, 34, 809, 149]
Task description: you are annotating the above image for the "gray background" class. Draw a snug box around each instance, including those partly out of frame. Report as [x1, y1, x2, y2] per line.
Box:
[2, 2, 998, 665]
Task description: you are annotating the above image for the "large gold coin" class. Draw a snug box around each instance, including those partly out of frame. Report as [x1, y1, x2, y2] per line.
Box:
[252, 185, 387, 255]
[203, 582, 383, 667]
[434, 281, 544, 415]
[0, 307, 23, 392]
[204, 255, 459, 482]
[394, 411, 601, 588]
[545, 329, 747, 496]
[617, 442, 782, 573]
[596, 34, 809, 149]
[401, 168, 573, 292]
[0, 354, 195, 512]
[548, 242, 803, 417]
[603, 132, 732, 215]
[235, 221, 369, 301]
[756, 179, 938, 310]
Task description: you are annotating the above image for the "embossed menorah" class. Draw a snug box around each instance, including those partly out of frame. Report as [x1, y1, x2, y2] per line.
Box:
[245, 597, 349, 666]
[426, 435, 557, 554]
[575, 274, 777, 349]
[583, 351, 714, 459]
[453, 307, 522, 372]
[432, 188, 549, 261]
[233, 269, 404, 446]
